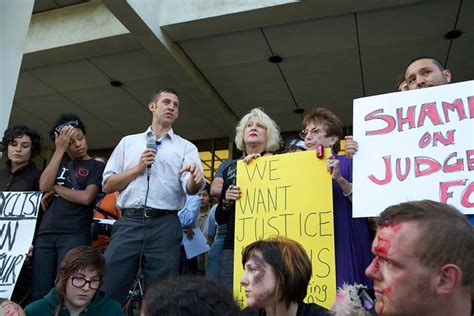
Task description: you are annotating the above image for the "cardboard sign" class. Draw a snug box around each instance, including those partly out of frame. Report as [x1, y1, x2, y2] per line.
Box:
[0, 191, 42, 298]
[233, 151, 336, 310]
[353, 81, 474, 217]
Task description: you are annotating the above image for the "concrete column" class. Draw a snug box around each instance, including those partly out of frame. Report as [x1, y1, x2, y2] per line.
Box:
[0, 0, 34, 133]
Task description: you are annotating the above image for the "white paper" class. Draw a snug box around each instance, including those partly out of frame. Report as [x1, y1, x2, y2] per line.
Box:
[0, 191, 42, 299]
[353, 81, 474, 217]
[182, 227, 210, 259]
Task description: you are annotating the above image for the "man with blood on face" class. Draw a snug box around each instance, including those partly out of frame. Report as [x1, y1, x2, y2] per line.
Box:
[365, 200, 473, 316]
[240, 237, 328, 316]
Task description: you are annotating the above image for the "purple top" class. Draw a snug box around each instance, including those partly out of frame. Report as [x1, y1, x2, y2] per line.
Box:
[333, 155, 373, 288]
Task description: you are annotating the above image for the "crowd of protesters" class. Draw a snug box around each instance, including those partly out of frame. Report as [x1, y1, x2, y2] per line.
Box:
[1, 57, 472, 316]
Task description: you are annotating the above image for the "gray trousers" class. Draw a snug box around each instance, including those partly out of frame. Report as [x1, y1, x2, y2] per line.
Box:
[219, 249, 234, 292]
[102, 214, 182, 304]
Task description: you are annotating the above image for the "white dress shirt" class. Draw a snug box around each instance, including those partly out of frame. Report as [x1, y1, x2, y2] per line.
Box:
[103, 127, 204, 210]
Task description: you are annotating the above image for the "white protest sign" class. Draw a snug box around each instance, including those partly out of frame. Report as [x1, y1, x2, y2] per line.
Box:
[0, 191, 42, 299]
[353, 81, 474, 217]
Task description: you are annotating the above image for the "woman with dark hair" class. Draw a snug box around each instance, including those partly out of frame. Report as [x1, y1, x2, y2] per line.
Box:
[25, 246, 123, 315]
[0, 124, 42, 191]
[0, 125, 42, 305]
[300, 108, 372, 288]
[240, 237, 328, 316]
[31, 113, 105, 301]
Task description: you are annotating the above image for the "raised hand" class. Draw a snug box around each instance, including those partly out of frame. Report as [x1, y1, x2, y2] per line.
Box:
[243, 153, 261, 164]
[345, 136, 359, 159]
[179, 163, 204, 194]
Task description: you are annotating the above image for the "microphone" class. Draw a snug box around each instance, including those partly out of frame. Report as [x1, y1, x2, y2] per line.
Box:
[146, 133, 155, 179]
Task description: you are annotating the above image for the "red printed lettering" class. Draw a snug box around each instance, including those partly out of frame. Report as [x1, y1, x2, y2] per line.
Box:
[443, 152, 463, 173]
[417, 102, 443, 127]
[365, 109, 396, 136]
[467, 150, 474, 171]
[395, 158, 410, 181]
[442, 99, 467, 122]
[468, 96, 474, 118]
[418, 132, 431, 148]
[440, 180, 474, 208]
[433, 130, 455, 147]
[415, 157, 441, 177]
[396, 106, 416, 132]
[461, 182, 474, 208]
[440, 180, 466, 203]
[368, 156, 392, 185]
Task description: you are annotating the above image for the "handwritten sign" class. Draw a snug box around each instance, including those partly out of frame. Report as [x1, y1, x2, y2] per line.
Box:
[233, 151, 336, 310]
[353, 81, 474, 217]
[0, 191, 42, 298]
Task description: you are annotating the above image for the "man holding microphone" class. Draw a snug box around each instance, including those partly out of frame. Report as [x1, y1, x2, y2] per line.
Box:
[101, 88, 204, 304]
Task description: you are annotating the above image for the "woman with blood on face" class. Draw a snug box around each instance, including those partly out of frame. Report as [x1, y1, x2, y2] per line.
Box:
[301, 108, 372, 287]
[31, 113, 105, 301]
[240, 237, 328, 316]
[214, 108, 282, 291]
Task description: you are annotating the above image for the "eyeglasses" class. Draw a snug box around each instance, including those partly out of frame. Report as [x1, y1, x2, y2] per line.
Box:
[71, 276, 101, 290]
[54, 120, 79, 134]
[299, 128, 325, 139]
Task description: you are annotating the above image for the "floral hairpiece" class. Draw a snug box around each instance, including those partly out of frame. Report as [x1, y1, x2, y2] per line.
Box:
[330, 283, 374, 316]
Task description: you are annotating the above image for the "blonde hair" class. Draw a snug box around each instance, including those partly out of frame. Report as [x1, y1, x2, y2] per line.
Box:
[234, 108, 282, 153]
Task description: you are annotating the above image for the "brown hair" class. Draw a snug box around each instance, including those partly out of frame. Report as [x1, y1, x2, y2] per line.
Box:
[149, 88, 179, 103]
[302, 108, 343, 153]
[404, 56, 445, 75]
[1, 124, 42, 158]
[395, 75, 407, 92]
[242, 237, 312, 308]
[54, 246, 106, 316]
[378, 200, 474, 289]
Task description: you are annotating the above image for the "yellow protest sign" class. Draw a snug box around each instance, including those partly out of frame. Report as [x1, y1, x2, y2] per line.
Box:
[233, 150, 336, 310]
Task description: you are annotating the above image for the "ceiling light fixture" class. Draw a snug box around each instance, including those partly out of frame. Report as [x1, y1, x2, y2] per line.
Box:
[268, 55, 283, 64]
[110, 80, 123, 87]
[444, 30, 462, 40]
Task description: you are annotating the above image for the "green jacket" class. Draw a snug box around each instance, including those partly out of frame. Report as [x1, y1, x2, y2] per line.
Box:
[25, 288, 124, 316]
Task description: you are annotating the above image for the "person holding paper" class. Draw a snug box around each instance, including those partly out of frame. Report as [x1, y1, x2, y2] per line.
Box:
[404, 56, 451, 90]
[215, 108, 282, 290]
[178, 193, 202, 274]
[0, 125, 42, 306]
[0, 125, 42, 191]
[301, 107, 372, 288]
[404, 57, 473, 226]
